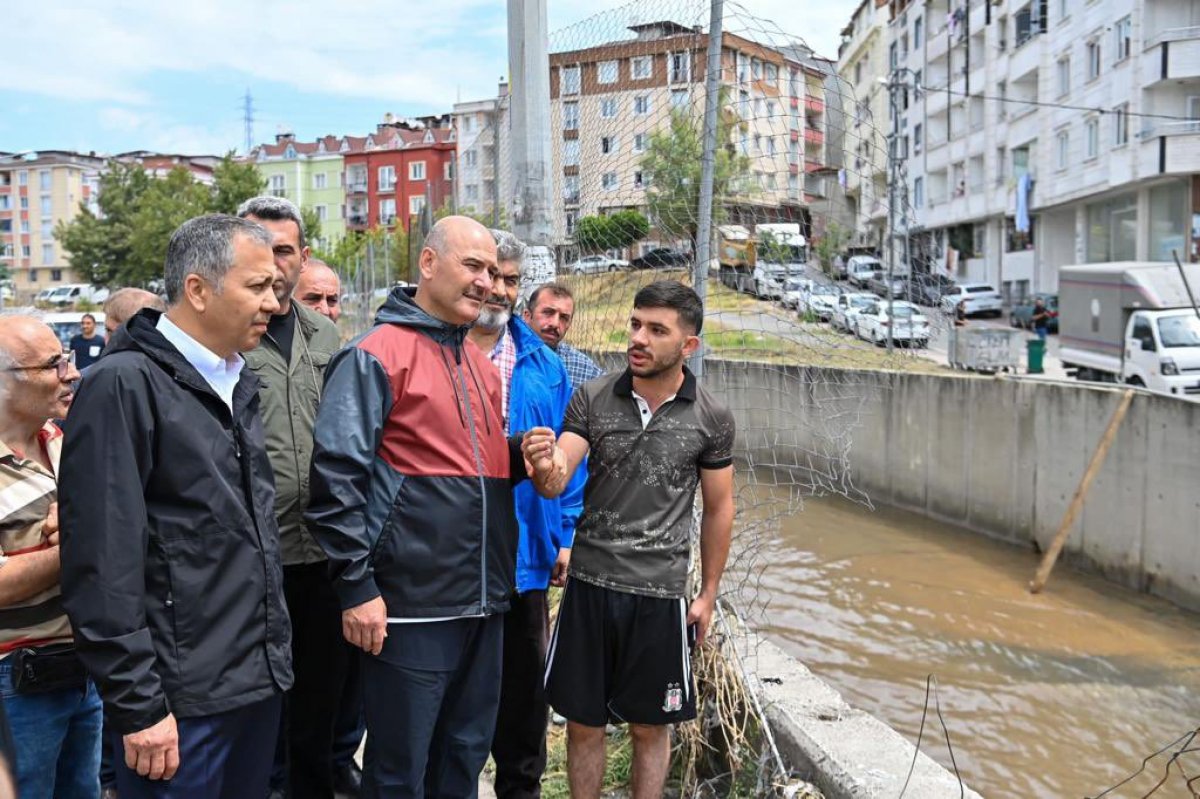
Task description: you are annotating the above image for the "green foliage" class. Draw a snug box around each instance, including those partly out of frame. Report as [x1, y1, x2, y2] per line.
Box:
[313, 226, 411, 286]
[434, 200, 506, 229]
[639, 93, 751, 250]
[300, 205, 323, 248]
[55, 154, 267, 288]
[575, 210, 651, 253]
[814, 222, 848, 276]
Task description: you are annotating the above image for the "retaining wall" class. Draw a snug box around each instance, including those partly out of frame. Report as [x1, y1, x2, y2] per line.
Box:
[699, 360, 1200, 612]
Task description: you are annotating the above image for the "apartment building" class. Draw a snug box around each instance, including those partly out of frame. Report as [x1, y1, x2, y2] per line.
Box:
[547, 21, 829, 254]
[837, 0, 895, 250]
[115, 152, 222, 185]
[892, 0, 1198, 299]
[343, 119, 456, 234]
[0, 150, 103, 302]
[452, 82, 511, 225]
[252, 134, 349, 245]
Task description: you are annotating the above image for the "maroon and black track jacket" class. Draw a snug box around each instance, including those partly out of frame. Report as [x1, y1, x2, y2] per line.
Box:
[306, 288, 520, 619]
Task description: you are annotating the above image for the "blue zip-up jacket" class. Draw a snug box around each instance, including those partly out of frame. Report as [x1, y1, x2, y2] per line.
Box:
[506, 317, 586, 592]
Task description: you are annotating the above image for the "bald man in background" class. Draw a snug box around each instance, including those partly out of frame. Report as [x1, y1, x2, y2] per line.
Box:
[293, 260, 341, 324]
[102, 289, 167, 337]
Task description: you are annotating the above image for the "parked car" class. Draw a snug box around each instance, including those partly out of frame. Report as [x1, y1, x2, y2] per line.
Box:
[35, 288, 56, 304]
[854, 301, 930, 347]
[800, 290, 840, 322]
[940, 283, 1004, 317]
[847, 256, 883, 288]
[42, 311, 108, 348]
[830, 292, 877, 332]
[780, 277, 817, 309]
[44, 283, 109, 307]
[1010, 293, 1059, 332]
[566, 254, 630, 274]
[911, 273, 959, 306]
[866, 271, 908, 299]
[630, 248, 691, 269]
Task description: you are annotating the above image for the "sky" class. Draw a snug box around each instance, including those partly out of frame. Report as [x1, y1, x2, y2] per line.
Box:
[1, 0, 859, 158]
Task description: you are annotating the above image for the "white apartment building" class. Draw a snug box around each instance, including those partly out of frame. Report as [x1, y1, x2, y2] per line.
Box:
[891, 0, 1198, 300]
[838, 0, 896, 251]
[452, 82, 511, 225]
[547, 21, 829, 255]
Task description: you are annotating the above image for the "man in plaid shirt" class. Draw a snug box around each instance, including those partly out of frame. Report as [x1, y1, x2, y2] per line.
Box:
[523, 283, 605, 391]
[467, 230, 582, 798]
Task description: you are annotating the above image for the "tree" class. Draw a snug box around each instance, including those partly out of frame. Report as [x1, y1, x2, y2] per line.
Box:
[813, 222, 848, 276]
[639, 95, 751, 253]
[56, 156, 268, 288]
[574, 210, 651, 254]
[300, 205, 323, 248]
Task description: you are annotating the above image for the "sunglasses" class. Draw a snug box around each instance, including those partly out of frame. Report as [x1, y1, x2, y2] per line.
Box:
[4, 350, 76, 380]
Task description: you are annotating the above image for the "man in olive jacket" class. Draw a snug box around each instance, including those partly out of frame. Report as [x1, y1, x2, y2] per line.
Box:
[238, 197, 345, 799]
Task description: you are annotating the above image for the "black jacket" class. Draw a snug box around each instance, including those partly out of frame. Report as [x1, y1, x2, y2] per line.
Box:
[59, 309, 292, 735]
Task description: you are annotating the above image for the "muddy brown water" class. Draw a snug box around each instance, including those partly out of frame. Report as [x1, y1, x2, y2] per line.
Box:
[753, 493, 1200, 798]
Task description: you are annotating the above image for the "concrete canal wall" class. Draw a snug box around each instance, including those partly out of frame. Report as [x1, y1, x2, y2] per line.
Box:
[702, 360, 1200, 613]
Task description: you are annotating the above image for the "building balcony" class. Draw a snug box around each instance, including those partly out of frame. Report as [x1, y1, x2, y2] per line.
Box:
[563, 192, 580, 206]
[380, 214, 397, 226]
[347, 180, 368, 194]
[804, 96, 825, 113]
[377, 182, 396, 194]
[804, 128, 824, 145]
[347, 215, 369, 228]
[1140, 122, 1200, 175]
[805, 158, 824, 172]
[1144, 32, 1200, 83]
[804, 175, 827, 197]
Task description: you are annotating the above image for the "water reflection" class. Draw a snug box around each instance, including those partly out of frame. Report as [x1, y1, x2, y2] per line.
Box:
[753, 492, 1200, 797]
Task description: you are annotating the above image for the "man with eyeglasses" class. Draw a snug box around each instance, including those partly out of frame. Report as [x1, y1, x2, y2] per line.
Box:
[0, 315, 99, 799]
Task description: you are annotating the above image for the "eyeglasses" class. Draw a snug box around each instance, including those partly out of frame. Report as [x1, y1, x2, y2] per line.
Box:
[3, 350, 76, 380]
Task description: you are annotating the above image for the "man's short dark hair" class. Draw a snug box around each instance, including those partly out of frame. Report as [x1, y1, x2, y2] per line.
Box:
[81, 313, 96, 324]
[236, 195, 306, 248]
[528, 282, 574, 310]
[633, 281, 704, 335]
[164, 215, 273, 305]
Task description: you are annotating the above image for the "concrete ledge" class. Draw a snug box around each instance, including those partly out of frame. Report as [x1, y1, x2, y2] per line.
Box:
[731, 630, 981, 799]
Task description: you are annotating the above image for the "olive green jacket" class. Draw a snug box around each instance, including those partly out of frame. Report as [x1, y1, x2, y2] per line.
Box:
[243, 302, 342, 565]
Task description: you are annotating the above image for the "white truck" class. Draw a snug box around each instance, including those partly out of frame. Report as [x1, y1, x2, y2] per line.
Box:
[752, 223, 807, 299]
[1059, 262, 1200, 399]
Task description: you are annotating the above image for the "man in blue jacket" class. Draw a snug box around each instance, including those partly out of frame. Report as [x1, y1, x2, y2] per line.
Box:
[467, 230, 582, 798]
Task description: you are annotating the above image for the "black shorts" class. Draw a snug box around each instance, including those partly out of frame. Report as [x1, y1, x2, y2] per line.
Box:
[544, 578, 696, 727]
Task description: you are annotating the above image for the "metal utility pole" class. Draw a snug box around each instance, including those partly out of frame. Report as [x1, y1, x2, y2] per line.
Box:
[242, 89, 255, 156]
[691, 0, 724, 378]
[507, 0, 554, 246]
[882, 66, 918, 354]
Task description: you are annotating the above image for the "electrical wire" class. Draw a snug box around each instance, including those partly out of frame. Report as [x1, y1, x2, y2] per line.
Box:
[921, 85, 1198, 122]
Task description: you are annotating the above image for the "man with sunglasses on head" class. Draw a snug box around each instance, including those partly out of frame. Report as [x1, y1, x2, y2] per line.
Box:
[0, 316, 97, 799]
[236, 197, 345, 799]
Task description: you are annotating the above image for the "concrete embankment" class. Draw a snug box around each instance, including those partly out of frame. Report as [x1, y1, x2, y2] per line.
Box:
[697, 360, 1200, 613]
[728, 628, 982, 798]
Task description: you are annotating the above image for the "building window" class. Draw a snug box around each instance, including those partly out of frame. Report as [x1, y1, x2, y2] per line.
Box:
[42, 244, 54, 264]
[914, 16, 923, 47]
[739, 90, 750, 118]
[565, 211, 578, 237]
[379, 199, 396, 225]
[765, 63, 778, 83]
[854, 60, 863, 85]
[315, 205, 327, 221]
[465, 184, 478, 201]
[0, 196, 8, 211]
[767, 137, 777, 155]
[19, 196, 28, 210]
[313, 172, 327, 189]
[598, 60, 618, 84]
[1149, 180, 1188, 260]
[562, 65, 580, 95]
[39, 170, 51, 191]
[914, 123, 923, 154]
[1057, 0, 1068, 22]
[379, 166, 396, 191]
[631, 56, 652, 79]
[601, 172, 618, 191]
[564, 139, 580, 167]
[671, 90, 689, 111]
[563, 101, 579, 131]
[563, 174, 580, 204]
[17, 171, 27, 186]
[634, 95, 651, 115]
[1056, 130, 1070, 170]
[409, 195, 426, 216]
[633, 171, 646, 189]
[20, 220, 29, 234]
[1114, 16, 1132, 61]
[1086, 40, 1101, 81]
[766, 100, 776, 119]
[464, 150, 478, 168]
[408, 161, 425, 181]
[1087, 192, 1138, 261]
[22, 245, 31, 258]
[601, 135, 619, 155]
[1113, 103, 1129, 146]
[754, 134, 762, 153]
[1084, 117, 1099, 159]
[669, 52, 691, 83]
[40, 196, 52, 216]
[1056, 56, 1070, 97]
[889, 42, 898, 69]
[444, 161, 453, 181]
[633, 133, 648, 153]
[913, 176, 924, 208]
[28, 269, 37, 282]
[40, 221, 52, 238]
[600, 98, 617, 118]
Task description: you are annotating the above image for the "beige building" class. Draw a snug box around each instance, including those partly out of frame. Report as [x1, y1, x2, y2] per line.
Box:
[0, 151, 103, 302]
[452, 82, 511, 225]
[548, 21, 826, 255]
[837, 0, 894, 252]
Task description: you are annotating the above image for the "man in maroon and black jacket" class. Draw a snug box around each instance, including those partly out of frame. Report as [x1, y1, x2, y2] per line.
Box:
[307, 216, 524, 798]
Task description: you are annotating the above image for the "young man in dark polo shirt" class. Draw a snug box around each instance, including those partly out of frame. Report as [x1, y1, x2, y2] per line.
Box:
[522, 280, 736, 798]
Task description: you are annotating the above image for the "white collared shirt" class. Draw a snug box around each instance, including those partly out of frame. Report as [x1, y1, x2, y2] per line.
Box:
[156, 314, 245, 411]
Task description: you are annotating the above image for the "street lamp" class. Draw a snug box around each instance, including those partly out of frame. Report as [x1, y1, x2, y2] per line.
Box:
[877, 67, 921, 353]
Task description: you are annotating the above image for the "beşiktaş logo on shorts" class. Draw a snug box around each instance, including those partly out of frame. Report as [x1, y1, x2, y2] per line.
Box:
[662, 682, 683, 713]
